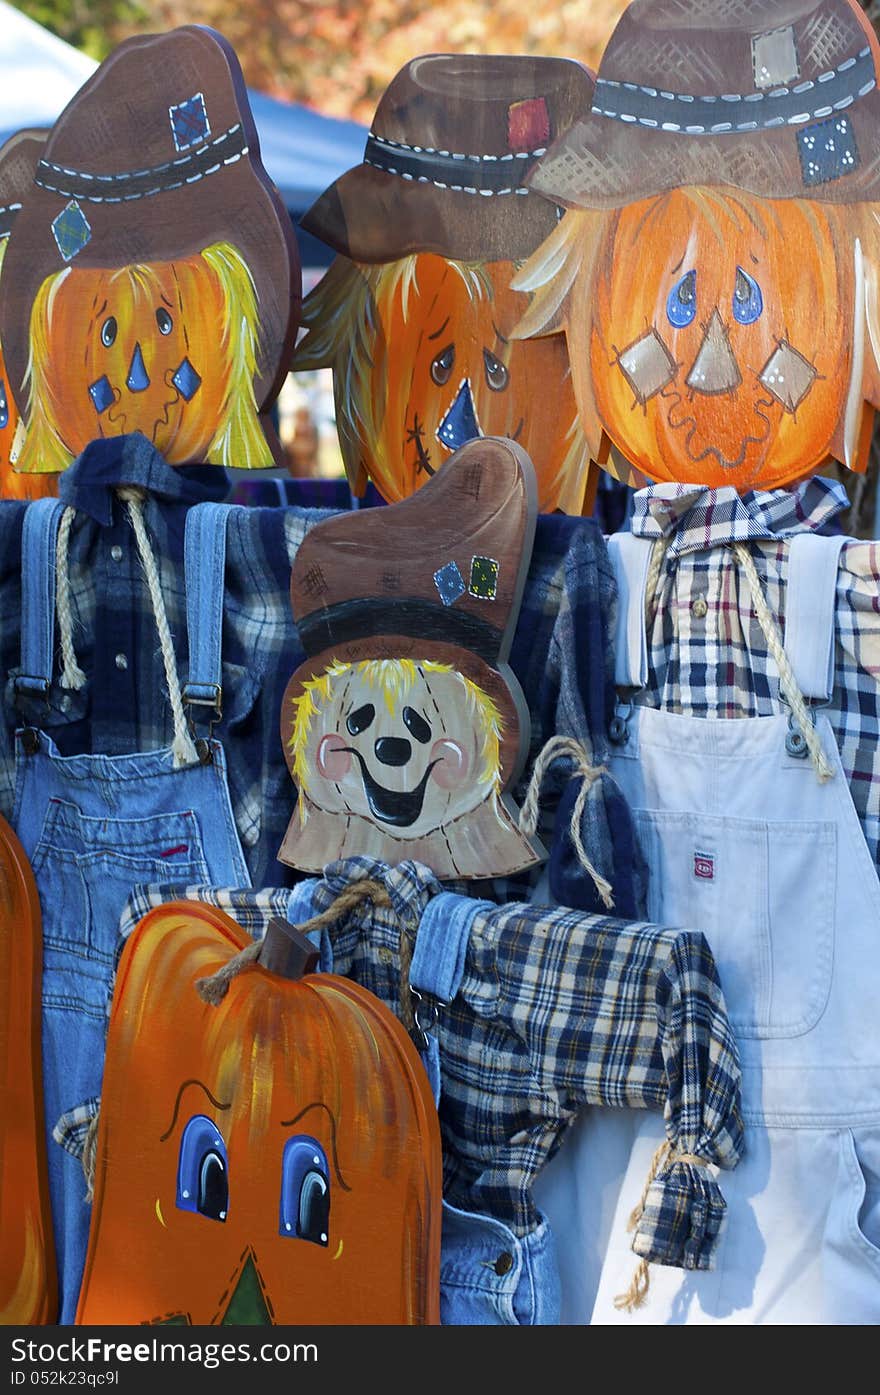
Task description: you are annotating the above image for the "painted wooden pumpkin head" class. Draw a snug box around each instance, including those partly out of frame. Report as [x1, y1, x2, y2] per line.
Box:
[76, 902, 441, 1325]
[295, 252, 592, 512]
[0, 815, 56, 1324]
[279, 437, 542, 881]
[296, 53, 596, 513]
[0, 27, 299, 475]
[515, 0, 880, 493]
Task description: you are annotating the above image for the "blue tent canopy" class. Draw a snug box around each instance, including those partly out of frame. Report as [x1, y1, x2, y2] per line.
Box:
[0, 2, 366, 265]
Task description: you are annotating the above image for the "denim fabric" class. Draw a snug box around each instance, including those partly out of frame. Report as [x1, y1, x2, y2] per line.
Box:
[439, 1203, 561, 1326]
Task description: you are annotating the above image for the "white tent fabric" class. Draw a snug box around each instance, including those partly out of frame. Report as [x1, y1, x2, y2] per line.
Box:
[0, 1, 367, 224]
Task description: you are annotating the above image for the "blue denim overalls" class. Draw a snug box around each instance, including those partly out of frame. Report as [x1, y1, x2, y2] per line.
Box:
[287, 879, 562, 1325]
[12, 497, 250, 1322]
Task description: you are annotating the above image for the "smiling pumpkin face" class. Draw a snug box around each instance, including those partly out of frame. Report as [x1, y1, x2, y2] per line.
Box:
[585, 188, 860, 491]
[76, 903, 441, 1325]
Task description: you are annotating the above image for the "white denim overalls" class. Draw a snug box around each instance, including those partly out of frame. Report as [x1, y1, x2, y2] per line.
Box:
[558, 530, 880, 1323]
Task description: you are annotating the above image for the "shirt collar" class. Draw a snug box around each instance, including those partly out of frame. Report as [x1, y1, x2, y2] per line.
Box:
[57, 432, 230, 525]
[628, 476, 849, 556]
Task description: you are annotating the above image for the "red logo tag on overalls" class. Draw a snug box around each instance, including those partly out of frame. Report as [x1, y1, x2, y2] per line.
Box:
[694, 851, 715, 881]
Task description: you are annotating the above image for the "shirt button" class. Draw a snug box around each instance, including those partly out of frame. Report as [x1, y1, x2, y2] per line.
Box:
[110, 545, 123, 562]
[378, 946, 394, 966]
[690, 596, 708, 620]
[115, 653, 128, 671]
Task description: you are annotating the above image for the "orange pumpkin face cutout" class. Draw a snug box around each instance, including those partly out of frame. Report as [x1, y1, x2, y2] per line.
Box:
[0, 131, 56, 500]
[279, 437, 542, 880]
[0, 815, 57, 1324]
[296, 54, 597, 514]
[0, 26, 299, 474]
[515, 0, 880, 493]
[76, 904, 441, 1325]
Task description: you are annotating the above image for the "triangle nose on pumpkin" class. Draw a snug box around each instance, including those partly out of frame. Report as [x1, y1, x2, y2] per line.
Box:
[685, 309, 742, 396]
[436, 379, 482, 452]
[126, 342, 151, 393]
[220, 1249, 274, 1325]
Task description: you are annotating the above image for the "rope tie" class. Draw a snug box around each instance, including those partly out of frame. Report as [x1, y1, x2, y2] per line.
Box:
[519, 734, 614, 909]
[731, 541, 834, 783]
[56, 506, 86, 691]
[644, 534, 670, 634]
[116, 486, 198, 768]
[195, 879, 393, 1005]
[82, 1107, 101, 1203]
[613, 1139, 711, 1314]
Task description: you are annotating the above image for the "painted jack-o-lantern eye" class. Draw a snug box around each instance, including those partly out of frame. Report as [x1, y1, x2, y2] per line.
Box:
[666, 269, 697, 328]
[732, 267, 763, 325]
[156, 307, 173, 336]
[100, 316, 117, 348]
[402, 706, 431, 743]
[176, 1115, 229, 1223]
[483, 348, 508, 393]
[279, 1135, 330, 1246]
[431, 343, 455, 386]
[346, 703, 375, 736]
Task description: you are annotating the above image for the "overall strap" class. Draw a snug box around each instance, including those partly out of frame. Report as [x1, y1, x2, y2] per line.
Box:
[607, 532, 654, 690]
[16, 498, 67, 700]
[182, 502, 241, 726]
[783, 533, 845, 702]
[411, 891, 494, 1107]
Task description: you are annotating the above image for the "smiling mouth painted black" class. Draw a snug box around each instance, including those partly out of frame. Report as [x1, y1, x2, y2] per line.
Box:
[342, 747, 441, 827]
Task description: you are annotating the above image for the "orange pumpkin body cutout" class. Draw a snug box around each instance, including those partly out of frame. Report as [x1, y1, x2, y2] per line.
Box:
[0, 339, 56, 499]
[310, 252, 592, 513]
[40, 254, 231, 464]
[587, 191, 861, 491]
[76, 903, 441, 1326]
[0, 815, 57, 1324]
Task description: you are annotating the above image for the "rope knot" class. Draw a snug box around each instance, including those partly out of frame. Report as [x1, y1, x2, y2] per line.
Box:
[613, 1140, 712, 1313]
[519, 735, 614, 909]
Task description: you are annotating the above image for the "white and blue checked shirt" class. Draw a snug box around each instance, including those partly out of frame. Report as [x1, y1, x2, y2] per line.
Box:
[626, 476, 880, 870]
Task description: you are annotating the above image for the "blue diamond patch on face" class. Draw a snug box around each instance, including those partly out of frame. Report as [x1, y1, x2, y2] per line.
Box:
[798, 113, 859, 188]
[169, 92, 211, 152]
[434, 560, 466, 607]
[88, 375, 115, 415]
[171, 358, 202, 401]
[51, 200, 92, 262]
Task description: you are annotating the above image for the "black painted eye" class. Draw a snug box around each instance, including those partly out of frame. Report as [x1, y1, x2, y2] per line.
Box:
[346, 703, 375, 736]
[402, 706, 431, 743]
[431, 343, 455, 386]
[156, 307, 173, 336]
[100, 316, 117, 348]
[483, 348, 509, 392]
[279, 1136, 329, 1246]
[176, 1114, 228, 1223]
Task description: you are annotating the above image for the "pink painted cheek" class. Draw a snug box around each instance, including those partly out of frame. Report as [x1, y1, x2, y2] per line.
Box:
[429, 740, 469, 790]
[316, 733, 352, 781]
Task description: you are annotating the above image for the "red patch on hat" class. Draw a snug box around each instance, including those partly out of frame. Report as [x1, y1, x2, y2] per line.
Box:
[507, 98, 550, 153]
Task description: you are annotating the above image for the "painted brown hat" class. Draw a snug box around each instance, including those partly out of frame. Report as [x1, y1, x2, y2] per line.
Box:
[0, 25, 299, 412]
[0, 131, 47, 435]
[529, 0, 880, 210]
[300, 53, 595, 263]
[282, 436, 538, 790]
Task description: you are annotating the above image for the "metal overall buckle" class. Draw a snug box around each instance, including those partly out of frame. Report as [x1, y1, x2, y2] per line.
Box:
[183, 683, 222, 764]
[408, 987, 445, 1052]
[608, 695, 634, 746]
[779, 691, 829, 760]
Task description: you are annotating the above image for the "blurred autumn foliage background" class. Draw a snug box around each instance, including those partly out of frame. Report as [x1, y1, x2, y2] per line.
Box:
[9, 0, 631, 122]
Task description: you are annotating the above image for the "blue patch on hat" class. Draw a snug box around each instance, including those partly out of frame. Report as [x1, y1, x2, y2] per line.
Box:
[169, 92, 211, 152]
[89, 376, 114, 415]
[52, 200, 91, 262]
[434, 560, 466, 607]
[171, 358, 202, 401]
[798, 114, 859, 188]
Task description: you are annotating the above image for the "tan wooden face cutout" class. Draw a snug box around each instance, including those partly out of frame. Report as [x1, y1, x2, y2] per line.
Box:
[513, 0, 880, 493]
[296, 53, 597, 515]
[0, 26, 299, 475]
[279, 437, 543, 881]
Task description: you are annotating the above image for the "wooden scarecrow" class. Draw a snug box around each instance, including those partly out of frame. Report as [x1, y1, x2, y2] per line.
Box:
[0, 25, 298, 475]
[0, 130, 56, 499]
[279, 435, 542, 880]
[76, 905, 442, 1325]
[294, 54, 598, 515]
[513, 0, 880, 1325]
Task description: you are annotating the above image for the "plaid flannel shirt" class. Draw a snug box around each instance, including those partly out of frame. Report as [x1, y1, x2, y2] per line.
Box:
[628, 476, 880, 869]
[117, 860, 744, 1274]
[0, 433, 616, 894]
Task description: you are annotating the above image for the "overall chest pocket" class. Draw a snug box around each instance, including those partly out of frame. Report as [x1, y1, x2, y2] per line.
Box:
[32, 797, 210, 970]
[636, 809, 836, 1038]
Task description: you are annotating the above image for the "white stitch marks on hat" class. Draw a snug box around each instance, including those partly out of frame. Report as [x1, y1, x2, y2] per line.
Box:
[369, 134, 547, 160]
[36, 146, 249, 204]
[362, 158, 527, 195]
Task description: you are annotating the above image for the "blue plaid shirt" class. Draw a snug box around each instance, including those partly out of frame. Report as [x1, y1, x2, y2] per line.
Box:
[0, 433, 618, 895]
[627, 476, 880, 869]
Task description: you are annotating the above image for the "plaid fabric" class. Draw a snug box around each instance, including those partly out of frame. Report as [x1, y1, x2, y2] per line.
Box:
[119, 858, 743, 1272]
[0, 434, 620, 902]
[628, 476, 880, 869]
[53, 1095, 100, 1161]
